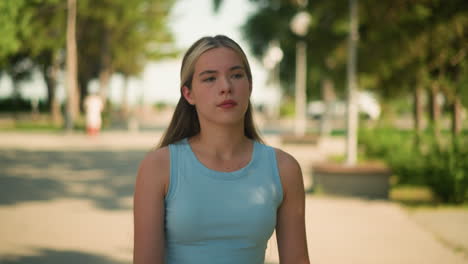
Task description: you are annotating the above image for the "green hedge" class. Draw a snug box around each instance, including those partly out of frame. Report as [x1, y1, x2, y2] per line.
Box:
[359, 128, 468, 204]
[0, 97, 49, 112]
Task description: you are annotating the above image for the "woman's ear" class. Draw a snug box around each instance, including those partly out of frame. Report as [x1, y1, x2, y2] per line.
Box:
[182, 85, 195, 105]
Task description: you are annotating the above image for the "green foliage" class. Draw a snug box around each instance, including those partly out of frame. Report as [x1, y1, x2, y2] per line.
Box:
[230, 0, 468, 108]
[153, 101, 170, 111]
[0, 121, 63, 132]
[0, 0, 66, 65]
[360, 128, 468, 204]
[212, 0, 222, 12]
[77, 0, 178, 77]
[359, 128, 425, 185]
[0, 0, 29, 62]
[0, 0, 177, 112]
[279, 97, 295, 117]
[424, 138, 468, 204]
[241, 1, 348, 98]
[0, 97, 48, 112]
[359, 0, 468, 102]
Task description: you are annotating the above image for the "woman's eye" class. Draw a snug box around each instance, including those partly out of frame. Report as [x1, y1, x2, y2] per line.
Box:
[232, 73, 244, 79]
[203, 77, 216, 82]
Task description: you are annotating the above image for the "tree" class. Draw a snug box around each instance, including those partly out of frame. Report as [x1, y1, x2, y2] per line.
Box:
[216, 0, 468, 157]
[28, 1, 67, 125]
[0, 0, 30, 62]
[1, 0, 178, 129]
[359, 0, 468, 138]
[1, 0, 68, 124]
[0, 1, 42, 118]
[65, 0, 79, 131]
[76, 0, 178, 111]
[240, 1, 349, 100]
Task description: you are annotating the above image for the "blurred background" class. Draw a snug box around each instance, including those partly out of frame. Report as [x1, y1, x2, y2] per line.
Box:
[0, 0, 467, 263]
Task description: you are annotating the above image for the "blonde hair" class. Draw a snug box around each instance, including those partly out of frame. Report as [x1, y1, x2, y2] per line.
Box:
[158, 35, 263, 148]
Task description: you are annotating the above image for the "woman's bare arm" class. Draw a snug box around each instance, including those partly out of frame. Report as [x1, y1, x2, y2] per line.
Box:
[275, 149, 310, 264]
[133, 147, 170, 264]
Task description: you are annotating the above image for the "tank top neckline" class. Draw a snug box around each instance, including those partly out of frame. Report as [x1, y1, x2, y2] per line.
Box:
[182, 138, 258, 180]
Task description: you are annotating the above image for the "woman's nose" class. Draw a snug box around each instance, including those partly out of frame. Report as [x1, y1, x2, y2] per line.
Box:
[219, 76, 232, 94]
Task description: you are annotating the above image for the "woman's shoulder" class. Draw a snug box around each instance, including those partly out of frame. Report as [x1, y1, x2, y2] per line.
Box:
[135, 146, 170, 195]
[141, 146, 170, 170]
[272, 147, 301, 173]
[271, 147, 303, 191]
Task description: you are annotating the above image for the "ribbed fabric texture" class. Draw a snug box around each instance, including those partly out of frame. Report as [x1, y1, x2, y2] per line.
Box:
[164, 138, 283, 264]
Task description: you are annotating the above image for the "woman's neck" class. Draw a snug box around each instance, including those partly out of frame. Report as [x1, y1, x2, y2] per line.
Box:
[189, 124, 251, 161]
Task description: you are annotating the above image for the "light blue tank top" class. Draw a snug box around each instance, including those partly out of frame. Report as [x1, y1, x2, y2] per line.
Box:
[165, 138, 283, 264]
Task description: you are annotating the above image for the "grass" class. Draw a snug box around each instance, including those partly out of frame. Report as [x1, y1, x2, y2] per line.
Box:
[326, 153, 383, 164]
[0, 113, 89, 132]
[390, 185, 436, 207]
[0, 122, 64, 132]
[390, 185, 468, 209]
[309, 182, 467, 209]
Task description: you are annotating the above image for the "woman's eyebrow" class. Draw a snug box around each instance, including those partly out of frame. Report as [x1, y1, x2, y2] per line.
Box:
[198, 66, 244, 77]
[230, 65, 244, 71]
[199, 70, 217, 77]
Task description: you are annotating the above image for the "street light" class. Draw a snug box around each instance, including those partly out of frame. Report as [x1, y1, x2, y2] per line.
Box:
[263, 41, 283, 71]
[263, 41, 283, 118]
[346, 0, 359, 166]
[290, 10, 311, 136]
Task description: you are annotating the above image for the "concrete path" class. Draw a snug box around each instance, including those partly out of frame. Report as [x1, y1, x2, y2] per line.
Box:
[266, 197, 468, 264]
[0, 131, 467, 264]
[408, 207, 468, 259]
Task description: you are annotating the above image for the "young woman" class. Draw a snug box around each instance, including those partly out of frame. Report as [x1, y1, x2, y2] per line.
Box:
[133, 35, 309, 264]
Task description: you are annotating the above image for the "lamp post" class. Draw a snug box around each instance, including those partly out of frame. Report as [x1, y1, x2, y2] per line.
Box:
[263, 41, 283, 119]
[290, 10, 311, 137]
[263, 41, 283, 73]
[346, 0, 359, 166]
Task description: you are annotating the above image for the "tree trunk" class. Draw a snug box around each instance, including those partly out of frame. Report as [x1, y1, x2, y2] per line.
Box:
[414, 86, 424, 132]
[99, 30, 112, 110]
[429, 83, 441, 137]
[99, 67, 112, 109]
[78, 71, 92, 114]
[294, 40, 307, 137]
[413, 86, 424, 145]
[346, 0, 359, 166]
[78, 77, 87, 114]
[452, 95, 462, 137]
[320, 78, 335, 136]
[12, 83, 20, 120]
[121, 76, 129, 118]
[43, 53, 63, 126]
[66, 0, 79, 131]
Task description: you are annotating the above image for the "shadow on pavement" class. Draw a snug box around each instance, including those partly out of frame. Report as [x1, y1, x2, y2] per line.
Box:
[1, 249, 129, 264]
[0, 176, 66, 204]
[0, 149, 148, 210]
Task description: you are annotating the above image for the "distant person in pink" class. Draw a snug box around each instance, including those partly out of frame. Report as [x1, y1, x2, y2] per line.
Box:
[84, 93, 103, 136]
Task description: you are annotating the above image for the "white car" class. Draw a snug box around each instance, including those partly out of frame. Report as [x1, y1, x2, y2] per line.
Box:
[307, 91, 381, 120]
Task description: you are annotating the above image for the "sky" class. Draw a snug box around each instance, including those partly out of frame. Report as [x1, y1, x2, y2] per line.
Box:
[0, 0, 281, 106]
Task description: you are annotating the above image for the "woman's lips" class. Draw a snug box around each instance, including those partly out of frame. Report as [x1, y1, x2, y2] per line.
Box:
[218, 100, 237, 109]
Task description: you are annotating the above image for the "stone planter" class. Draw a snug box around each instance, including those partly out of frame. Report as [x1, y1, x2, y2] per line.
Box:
[312, 162, 392, 199]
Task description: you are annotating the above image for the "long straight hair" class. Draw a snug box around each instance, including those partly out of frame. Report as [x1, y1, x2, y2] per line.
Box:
[157, 35, 263, 148]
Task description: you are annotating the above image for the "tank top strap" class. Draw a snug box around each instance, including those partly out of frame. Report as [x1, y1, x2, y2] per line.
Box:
[166, 140, 184, 202]
[264, 144, 284, 205]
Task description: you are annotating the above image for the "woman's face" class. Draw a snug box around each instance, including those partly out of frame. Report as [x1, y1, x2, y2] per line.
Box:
[182, 47, 251, 127]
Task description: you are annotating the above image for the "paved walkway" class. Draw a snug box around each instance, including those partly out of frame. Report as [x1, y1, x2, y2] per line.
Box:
[0, 131, 467, 264]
